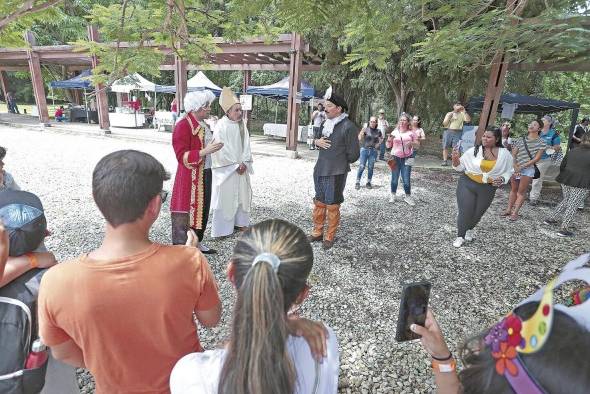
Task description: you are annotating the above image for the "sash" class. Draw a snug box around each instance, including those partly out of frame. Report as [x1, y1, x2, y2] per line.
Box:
[186, 115, 206, 230]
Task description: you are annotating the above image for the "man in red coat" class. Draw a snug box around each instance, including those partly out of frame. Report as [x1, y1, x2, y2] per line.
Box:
[170, 91, 223, 253]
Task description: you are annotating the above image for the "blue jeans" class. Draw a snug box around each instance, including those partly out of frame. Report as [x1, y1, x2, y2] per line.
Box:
[357, 147, 377, 182]
[390, 156, 412, 195]
[379, 142, 386, 159]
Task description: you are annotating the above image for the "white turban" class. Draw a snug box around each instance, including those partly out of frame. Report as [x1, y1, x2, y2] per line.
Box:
[184, 90, 216, 113]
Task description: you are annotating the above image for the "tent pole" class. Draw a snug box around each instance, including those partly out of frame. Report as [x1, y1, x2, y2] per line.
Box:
[567, 107, 580, 151]
[274, 99, 278, 123]
[84, 89, 90, 124]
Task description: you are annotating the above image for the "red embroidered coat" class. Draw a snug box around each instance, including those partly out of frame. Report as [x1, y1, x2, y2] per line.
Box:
[170, 113, 206, 229]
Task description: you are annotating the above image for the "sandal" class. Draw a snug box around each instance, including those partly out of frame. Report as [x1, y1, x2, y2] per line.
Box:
[509, 213, 519, 222]
[500, 210, 512, 217]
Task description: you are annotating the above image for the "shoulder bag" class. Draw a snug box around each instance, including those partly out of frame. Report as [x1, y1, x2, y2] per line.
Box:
[401, 133, 415, 166]
[522, 136, 541, 179]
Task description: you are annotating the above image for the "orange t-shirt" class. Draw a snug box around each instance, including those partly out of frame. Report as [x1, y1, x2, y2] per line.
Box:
[38, 244, 220, 394]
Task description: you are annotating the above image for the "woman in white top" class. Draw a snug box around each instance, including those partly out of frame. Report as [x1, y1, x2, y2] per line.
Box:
[451, 127, 513, 247]
[170, 219, 339, 394]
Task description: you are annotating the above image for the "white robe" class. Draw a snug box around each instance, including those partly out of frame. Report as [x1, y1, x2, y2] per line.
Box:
[210, 116, 253, 237]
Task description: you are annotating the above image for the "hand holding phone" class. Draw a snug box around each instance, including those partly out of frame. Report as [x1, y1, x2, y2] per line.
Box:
[395, 281, 432, 342]
[409, 309, 452, 359]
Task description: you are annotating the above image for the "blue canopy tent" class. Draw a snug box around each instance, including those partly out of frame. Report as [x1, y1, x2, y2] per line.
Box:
[50, 69, 93, 90]
[49, 70, 95, 123]
[246, 77, 316, 100]
[247, 77, 318, 124]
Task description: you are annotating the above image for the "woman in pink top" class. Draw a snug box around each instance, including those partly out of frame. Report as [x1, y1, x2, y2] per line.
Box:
[386, 113, 420, 206]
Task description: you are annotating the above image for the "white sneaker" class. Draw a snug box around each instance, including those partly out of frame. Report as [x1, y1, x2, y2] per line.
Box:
[404, 195, 416, 206]
[465, 230, 475, 242]
[389, 193, 397, 203]
[453, 237, 465, 248]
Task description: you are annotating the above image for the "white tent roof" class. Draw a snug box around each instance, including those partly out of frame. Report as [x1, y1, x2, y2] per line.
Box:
[187, 71, 222, 92]
[111, 73, 159, 93]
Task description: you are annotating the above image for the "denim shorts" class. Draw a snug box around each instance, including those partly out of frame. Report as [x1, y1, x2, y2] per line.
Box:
[518, 166, 535, 178]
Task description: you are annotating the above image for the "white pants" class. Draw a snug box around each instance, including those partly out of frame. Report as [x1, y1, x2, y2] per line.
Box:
[211, 205, 250, 238]
[530, 159, 559, 201]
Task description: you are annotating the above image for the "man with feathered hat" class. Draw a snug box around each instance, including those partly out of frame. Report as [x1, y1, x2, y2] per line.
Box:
[170, 90, 223, 253]
[210, 87, 253, 238]
[309, 86, 360, 249]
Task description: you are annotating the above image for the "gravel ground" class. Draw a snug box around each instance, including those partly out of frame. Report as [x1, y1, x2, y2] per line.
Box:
[2, 126, 589, 394]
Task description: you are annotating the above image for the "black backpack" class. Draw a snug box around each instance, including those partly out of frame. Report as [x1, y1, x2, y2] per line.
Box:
[0, 268, 48, 393]
[0, 189, 47, 257]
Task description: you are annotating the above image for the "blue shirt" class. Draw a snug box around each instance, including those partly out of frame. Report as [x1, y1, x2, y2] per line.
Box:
[539, 129, 560, 160]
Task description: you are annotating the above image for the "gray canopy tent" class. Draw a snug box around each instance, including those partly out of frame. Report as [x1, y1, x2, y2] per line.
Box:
[466, 92, 581, 149]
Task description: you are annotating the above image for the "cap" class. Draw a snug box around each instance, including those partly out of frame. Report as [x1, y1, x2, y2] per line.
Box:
[0, 189, 46, 256]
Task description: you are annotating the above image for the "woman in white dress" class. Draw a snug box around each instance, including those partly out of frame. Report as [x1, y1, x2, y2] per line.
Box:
[170, 219, 339, 394]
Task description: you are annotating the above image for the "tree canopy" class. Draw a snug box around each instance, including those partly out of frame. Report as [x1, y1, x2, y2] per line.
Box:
[1, 0, 588, 130]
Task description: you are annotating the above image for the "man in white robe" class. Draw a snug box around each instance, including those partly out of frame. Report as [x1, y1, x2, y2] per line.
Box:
[210, 87, 253, 237]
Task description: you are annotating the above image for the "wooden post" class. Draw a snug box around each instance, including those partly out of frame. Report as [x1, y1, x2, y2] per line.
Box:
[242, 70, 251, 124]
[476, 52, 509, 142]
[24, 31, 50, 125]
[476, 0, 523, 143]
[286, 33, 303, 153]
[174, 55, 187, 113]
[87, 25, 110, 133]
[0, 70, 9, 105]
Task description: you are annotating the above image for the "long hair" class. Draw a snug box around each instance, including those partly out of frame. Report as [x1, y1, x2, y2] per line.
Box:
[458, 302, 590, 393]
[218, 219, 314, 394]
[474, 126, 503, 157]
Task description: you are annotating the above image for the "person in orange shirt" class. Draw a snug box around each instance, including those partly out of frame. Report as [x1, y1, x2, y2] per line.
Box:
[38, 150, 223, 394]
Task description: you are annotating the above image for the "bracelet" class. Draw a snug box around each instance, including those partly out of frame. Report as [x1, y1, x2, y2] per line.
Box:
[431, 352, 453, 361]
[25, 253, 39, 269]
[432, 358, 456, 373]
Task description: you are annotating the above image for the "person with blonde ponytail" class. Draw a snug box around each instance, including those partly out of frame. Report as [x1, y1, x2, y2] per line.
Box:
[170, 219, 339, 394]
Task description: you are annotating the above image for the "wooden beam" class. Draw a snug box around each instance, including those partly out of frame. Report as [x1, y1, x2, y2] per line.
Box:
[88, 25, 110, 133]
[286, 32, 303, 152]
[0, 66, 29, 72]
[477, 0, 523, 142]
[24, 31, 50, 125]
[508, 61, 590, 72]
[159, 63, 321, 72]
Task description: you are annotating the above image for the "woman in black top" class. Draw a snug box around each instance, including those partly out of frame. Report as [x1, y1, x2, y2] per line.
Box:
[543, 132, 590, 237]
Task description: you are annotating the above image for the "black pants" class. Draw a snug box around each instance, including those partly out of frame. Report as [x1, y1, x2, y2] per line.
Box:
[456, 174, 496, 238]
[171, 168, 212, 244]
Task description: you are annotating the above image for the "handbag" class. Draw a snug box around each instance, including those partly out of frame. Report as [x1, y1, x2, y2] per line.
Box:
[521, 136, 541, 179]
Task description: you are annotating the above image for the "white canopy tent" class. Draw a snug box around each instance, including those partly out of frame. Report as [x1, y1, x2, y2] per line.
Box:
[110, 73, 167, 93]
[187, 71, 222, 93]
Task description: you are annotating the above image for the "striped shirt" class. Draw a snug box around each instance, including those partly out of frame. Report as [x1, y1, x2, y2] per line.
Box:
[512, 137, 546, 166]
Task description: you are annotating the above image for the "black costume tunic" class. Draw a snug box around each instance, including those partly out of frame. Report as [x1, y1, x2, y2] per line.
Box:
[313, 117, 360, 204]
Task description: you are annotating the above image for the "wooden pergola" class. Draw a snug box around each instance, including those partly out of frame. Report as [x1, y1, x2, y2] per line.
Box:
[0, 31, 322, 151]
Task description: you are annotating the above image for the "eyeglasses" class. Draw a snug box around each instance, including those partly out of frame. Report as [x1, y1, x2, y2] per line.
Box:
[160, 190, 169, 203]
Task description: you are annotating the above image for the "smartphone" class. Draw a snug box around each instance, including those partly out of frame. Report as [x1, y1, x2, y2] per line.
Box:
[454, 140, 463, 151]
[395, 281, 432, 342]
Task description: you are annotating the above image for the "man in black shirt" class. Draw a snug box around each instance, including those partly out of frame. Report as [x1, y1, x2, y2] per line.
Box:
[309, 87, 360, 250]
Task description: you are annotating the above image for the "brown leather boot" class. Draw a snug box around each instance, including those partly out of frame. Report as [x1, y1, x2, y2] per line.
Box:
[308, 199, 326, 242]
[323, 204, 341, 250]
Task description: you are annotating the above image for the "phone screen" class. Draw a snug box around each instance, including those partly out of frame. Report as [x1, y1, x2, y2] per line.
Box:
[395, 281, 432, 342]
